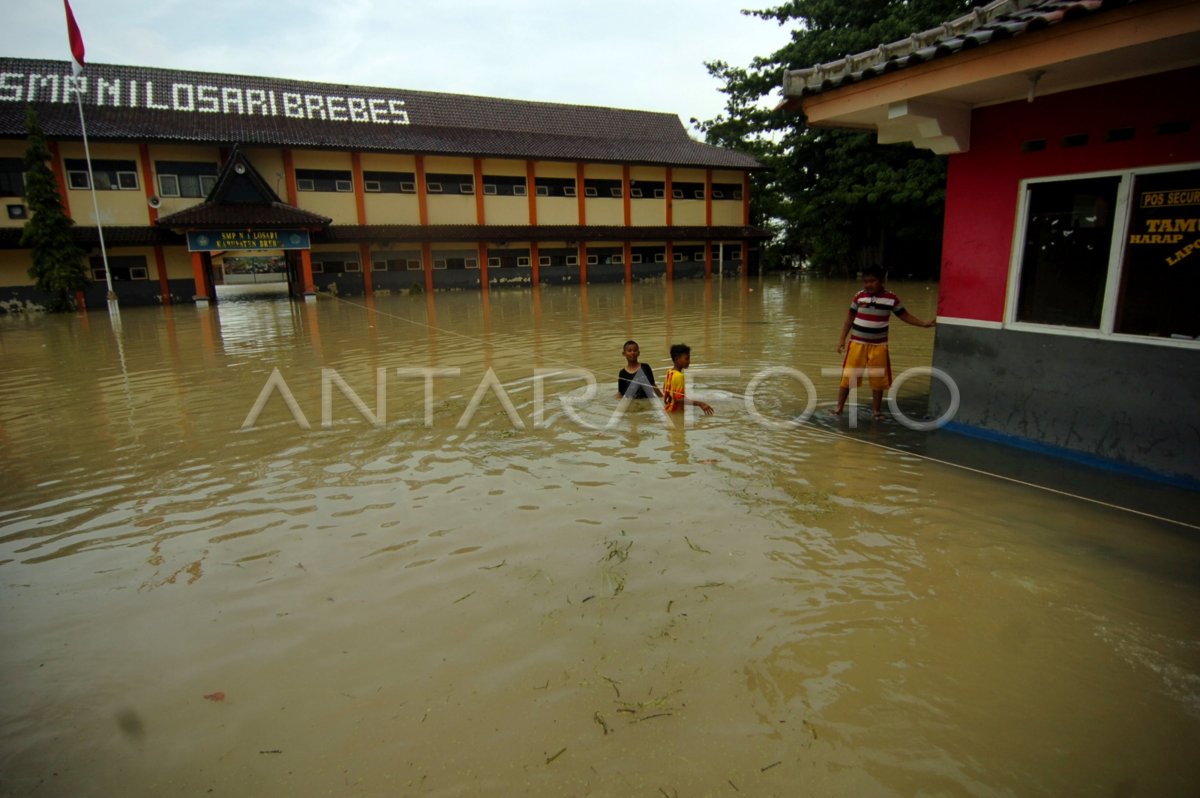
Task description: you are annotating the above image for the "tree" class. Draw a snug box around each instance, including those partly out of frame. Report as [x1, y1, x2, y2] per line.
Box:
[20, 106, 89, 310]
[696, 0, 985, 276]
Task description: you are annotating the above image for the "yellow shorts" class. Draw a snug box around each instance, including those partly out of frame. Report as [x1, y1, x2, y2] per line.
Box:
[840, 341, 892, 390]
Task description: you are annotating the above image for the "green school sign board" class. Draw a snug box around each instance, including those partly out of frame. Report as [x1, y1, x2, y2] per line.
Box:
[187, 230, 311, 252]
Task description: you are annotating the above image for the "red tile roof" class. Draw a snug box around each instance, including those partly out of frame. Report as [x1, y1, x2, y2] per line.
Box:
[0, 58, 760, 170]
[784, 0, 1125, 99]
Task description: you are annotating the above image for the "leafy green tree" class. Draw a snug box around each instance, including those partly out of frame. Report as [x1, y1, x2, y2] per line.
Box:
[20, 106, 89, 310]
[696, 0, 984, 276]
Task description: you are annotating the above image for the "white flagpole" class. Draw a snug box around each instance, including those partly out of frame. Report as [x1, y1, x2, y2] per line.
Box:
[70, 74, 116, 307]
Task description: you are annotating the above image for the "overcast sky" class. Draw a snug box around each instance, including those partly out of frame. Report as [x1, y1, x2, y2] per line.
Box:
[2, 0, 792, 132]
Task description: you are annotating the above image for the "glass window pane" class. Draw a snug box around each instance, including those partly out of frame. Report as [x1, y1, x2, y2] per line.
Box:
[179, 174, 201, 197]
[1016, 176, 1119, 328]
[1115, 168, 1200, 339]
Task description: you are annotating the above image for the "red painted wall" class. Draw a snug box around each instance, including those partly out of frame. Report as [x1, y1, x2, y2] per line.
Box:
[940, 66, 1200, 322]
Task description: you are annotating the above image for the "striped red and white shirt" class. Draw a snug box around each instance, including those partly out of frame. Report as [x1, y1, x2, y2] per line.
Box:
[849, 290, 905, 344]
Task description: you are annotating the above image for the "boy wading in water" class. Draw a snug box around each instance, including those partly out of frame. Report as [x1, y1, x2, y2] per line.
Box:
[616, 340, 663, 400]
[834, 267, 935, 420]
[663, 343, 714, 416]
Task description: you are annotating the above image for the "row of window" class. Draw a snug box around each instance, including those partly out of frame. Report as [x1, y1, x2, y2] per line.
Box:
[297, 169, 743, 199]
[369, 249, 740, 271]
[0, 159, 745, 201]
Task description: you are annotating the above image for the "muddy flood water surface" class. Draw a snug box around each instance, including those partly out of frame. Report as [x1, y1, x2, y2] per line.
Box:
[1, 278, 1198, 797]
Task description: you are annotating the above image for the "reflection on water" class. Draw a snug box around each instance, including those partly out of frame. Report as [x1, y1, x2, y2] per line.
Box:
[1, 277, 1198, 796]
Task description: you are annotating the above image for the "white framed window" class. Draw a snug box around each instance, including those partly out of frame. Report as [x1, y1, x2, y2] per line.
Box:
[630, 188, 643, 198]
[399, 181, 417, 192]
[129, 266, 149, 280]
[610, 255, 623, 265]
[693, 252, 704, 261]
[694, 189, 705, 199]
[586, 255, 598, 265]
[157, 174, 180, 197]
[311, 262, 324, 273]
[345, 261, 362, 272]
[406, 259, 423, 270]
[459, 183, 474, 194]
[334, 179, 353, 192]
[517, 256, 530, 267]
[539, 256, 551, 266]
[427, 182, 443, 193]
[465, 258, 479, 269]
[1006, 163, 1200, 345]
[564, 186, 577, 197]
[712, 190, 724, 199]
[364, 180, 382, 192]
[654, 189, 665, 199]
[200, 175, 217, 195]
[117, 171, 139, 190]
[433, 259, 448, 270]
[297, 178, 315, 192]
[673, 189, 684, 199]
[513, 184, 527, 196]
[654, 253, 665, 263]
[484, 184, 498, 195]
[488, 257, 501, 267]
[610, 187, 622, 198]
[566, 255, 578, 266]
[585, 187, 598, 197]
[632, 254, 643, 263]
[673, 252, 684, 262]
[372, 260, 387, 271]
[68, 171, 90, 189]
[536, 185, 549, 196]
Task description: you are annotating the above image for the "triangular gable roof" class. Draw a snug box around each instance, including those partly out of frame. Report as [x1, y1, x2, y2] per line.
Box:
[155, 146, 331, 229]
[0, 58, 762, 170]
[780, 0, 1200, 153]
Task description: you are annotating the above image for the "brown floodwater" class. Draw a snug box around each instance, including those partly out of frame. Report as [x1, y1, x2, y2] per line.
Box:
[1, 277, 1198, 797]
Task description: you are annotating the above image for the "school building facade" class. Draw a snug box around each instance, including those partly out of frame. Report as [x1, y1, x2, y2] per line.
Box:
[0, 58, 766, 309]
[784, 0, 1200, 485]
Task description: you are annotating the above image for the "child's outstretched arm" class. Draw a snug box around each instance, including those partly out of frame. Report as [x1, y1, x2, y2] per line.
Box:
[685, 396, 714, 415]
[899, 310, 936, 328]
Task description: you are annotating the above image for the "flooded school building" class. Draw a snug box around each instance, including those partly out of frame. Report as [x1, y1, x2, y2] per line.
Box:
[0, 58, 766, 308]
[782, 0, 1200, 485]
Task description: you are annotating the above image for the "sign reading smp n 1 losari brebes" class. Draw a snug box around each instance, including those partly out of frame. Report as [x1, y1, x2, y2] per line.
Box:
[187, 230, 311, 252]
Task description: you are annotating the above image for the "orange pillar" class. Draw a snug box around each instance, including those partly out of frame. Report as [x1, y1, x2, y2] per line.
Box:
[578, 242, 588, 285]
[530, 241, 540, 286]
[299, 250, 315, 294]
[576, 163, 586, 225]
[153, 245, 171, 305]
[421, 242, 434, 294]
[704, 168, 713, 228]
[526, 161, 538, 226]
[478, 242, 489, 288]
[48, 141, 71, 216]
[351, 152, 373, 296]
[665, 167, 673, 227]
[282, 150, 298, 205]
[742, 172, 751, 226]
[359, 243, 373, 295]
[622, 165, 631, 227]
[474, 158, 486, 225]
[191, 252, 209, 300]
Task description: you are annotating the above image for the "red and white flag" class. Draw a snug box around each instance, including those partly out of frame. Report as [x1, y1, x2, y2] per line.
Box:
[63, 0, 86, 76]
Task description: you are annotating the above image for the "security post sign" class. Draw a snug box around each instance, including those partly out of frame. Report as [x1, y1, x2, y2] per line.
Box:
[187, 230, 311, 252]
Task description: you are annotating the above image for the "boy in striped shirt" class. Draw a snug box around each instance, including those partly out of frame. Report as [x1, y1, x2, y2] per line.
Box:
[833, 267, 936, 420]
